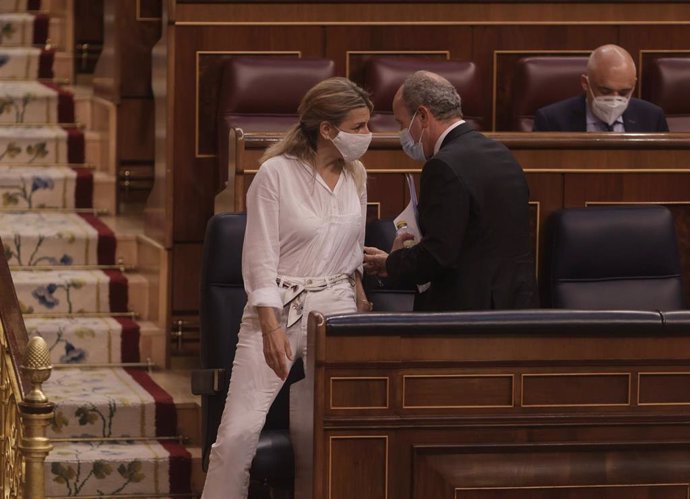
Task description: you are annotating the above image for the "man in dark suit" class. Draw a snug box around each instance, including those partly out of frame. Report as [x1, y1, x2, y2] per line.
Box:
[534, 44, 669, 132]
[363, 71, 537, 311]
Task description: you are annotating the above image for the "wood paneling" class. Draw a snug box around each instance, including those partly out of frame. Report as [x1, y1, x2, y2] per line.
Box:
[296, 314, 690, 499]
[521, 373, 630, 407]
[174, 3, 690, 23]
[118, 99, 155, 161]
[414, 445, 690, 499]
[161, 0, 690, 319]
[639, 373, 690, 405]
[329, 436, 388, 499]
[171, 25, 323, 241]
[139, 0, 162, 20]
[172, 243, 203, 312]
[403, 374, 513, 409]
[95, 0, 161, 100]
[330, 377, 389, 409]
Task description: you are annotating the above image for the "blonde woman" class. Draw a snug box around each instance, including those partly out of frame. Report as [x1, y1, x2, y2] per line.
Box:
[201, 77, 374, 499]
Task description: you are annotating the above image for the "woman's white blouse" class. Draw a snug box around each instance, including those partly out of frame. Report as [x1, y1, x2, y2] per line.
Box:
[242, 154, 367, 309]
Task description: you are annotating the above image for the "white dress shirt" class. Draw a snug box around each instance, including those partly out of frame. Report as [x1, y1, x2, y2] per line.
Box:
[242, 154, 367, 310]
[586, 105, 625, 132]
[433, 119, 466, 155]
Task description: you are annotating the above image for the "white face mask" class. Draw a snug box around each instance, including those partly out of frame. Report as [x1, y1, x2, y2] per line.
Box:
[591, 95, 629, 126]
[586, 77, 631, 126]
[331, 128, 372, 162]
[399, 111, 426, 162]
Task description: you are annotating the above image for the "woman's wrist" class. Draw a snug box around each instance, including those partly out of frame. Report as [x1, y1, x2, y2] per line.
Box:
[261, 324, 282, 337]
[357, 297, 373, 311]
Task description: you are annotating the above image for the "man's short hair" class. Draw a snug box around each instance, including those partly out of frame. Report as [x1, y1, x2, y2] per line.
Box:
[401, 71, 463, 120]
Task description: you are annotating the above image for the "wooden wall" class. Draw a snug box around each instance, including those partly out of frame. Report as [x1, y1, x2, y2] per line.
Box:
[150, 1, 690, 321]
[94, 0, 161, 206]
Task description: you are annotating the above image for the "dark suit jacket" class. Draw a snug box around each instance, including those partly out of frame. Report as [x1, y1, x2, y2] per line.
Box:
[533, 94, 669, 132]
[386, 122, 538, 312]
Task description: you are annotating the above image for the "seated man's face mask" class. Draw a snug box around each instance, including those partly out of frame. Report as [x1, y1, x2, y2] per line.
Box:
[585, 76, 631, 126]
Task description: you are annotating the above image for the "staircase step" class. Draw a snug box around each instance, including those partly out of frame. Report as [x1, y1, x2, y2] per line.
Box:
[25, 316, 167, 368]
[46, 366, 177, 439]
[48, 14, 65, 50]
[149, 370, 201, 447]
[2, 212, 115, 266]
[84, 129, 110, 174]
[126, 272, 151, 320]
[0, 165, 92, 209]
[188, 446, 204, 496]
[0, 80, 70, 123]
[92, 170, 115, 213]
[0, 12, 47, 46]
[0, 46, 52, 79]
[0, 124, 67, 162]
[46, 440, 192, 498]
[52, 50, 72, 81]
[12, 268, 128, 314]
[139, 320, 167, 369]
[26, 316, 140, 364]
[0, 0, 40, 13]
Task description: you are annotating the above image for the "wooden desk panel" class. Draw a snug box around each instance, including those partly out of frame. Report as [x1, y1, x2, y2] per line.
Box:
[219, 131, 690, 293]
[295, 313, 690, 499]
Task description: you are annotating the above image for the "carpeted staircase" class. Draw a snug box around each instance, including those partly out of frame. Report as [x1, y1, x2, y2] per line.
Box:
[0, 1, 194, 497]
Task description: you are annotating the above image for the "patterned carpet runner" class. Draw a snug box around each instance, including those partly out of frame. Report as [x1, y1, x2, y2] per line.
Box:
[0, 1, 191, 497]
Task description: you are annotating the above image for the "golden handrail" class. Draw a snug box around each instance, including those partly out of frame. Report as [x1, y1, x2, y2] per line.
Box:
[0, 235, 55, 499]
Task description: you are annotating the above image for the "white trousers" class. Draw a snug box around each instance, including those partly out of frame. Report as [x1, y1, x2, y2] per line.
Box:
[201, 279, 357, 499]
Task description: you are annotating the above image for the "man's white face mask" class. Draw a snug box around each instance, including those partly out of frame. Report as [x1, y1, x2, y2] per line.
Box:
[586, 77, 631, 126]
[399, 111, 427, 162]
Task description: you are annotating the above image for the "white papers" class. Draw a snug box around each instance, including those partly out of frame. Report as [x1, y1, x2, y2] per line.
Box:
[393, 174, 430, 293]
[393, 199, 422, 244]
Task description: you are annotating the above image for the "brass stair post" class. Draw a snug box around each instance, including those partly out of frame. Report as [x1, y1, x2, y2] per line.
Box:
[19, 336, 54, 499]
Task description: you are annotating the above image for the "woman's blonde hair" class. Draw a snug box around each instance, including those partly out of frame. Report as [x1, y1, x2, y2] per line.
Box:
[260, 77, 373, 191]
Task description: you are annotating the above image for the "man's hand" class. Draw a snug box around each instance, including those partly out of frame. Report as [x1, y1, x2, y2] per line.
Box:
[262, 327, 292, 380]
[391, 231, 415, 252]
[363, 246, 389, 277]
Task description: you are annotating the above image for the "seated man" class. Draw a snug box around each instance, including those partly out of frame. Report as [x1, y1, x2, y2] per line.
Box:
[533, 44, 669, 132]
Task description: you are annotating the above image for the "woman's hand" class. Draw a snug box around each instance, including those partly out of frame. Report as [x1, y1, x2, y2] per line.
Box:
[262, 326, 293, 380]
[356, 298, 373, 312]
[353, 270, 372, 313]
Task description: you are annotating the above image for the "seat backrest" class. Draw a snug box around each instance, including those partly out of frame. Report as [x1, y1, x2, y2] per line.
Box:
[542, 205, 685, 310]
[642, 57, 690, 132]
[199, 213, 303, 469]
[364, 218, 415, 311]
[216, 57, 336, 177]
[511, 56, 588, 131]
[363, 57, 485, 131]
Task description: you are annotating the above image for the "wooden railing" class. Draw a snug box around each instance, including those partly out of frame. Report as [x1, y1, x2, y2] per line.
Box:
[0, 236, 55, 499]
[219, 131, 690, 212]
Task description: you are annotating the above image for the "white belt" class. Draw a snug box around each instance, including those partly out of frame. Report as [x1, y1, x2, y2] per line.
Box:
[276, 273, 354, 327]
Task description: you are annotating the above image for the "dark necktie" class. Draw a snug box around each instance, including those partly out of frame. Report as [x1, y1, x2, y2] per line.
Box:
[605, 123, 615, 132]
